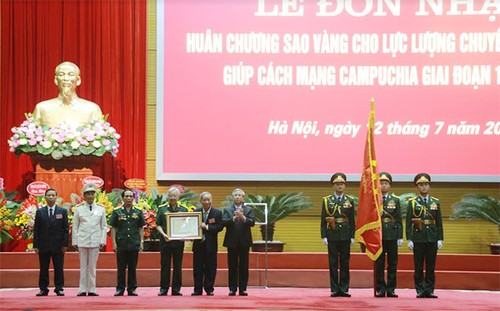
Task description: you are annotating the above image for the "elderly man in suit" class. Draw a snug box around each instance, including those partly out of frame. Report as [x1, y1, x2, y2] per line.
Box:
[33, 188, 69, 296]
[72, 183, 107, 296]
[191, 192, 223, 296]
[222, 188, 255, 296]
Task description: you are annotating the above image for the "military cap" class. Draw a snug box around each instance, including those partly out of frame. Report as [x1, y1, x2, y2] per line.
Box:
[330, 172, 347, 184]
[379, 172, 392, 183]
[82, 182, 98, 194]
[414, 173, 431, 185]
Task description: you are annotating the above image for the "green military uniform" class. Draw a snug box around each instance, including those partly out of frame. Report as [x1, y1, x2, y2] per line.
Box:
[406, 195, 443, 297]
[109, 205, 145, 294]
[376, 193, 402, 296]
[321, 193, 355, 296]
[156, 203, 188, 295]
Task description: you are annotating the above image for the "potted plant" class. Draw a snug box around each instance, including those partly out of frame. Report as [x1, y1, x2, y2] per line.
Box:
[223, 192, 312, 252]
[449, 194, 500, 254]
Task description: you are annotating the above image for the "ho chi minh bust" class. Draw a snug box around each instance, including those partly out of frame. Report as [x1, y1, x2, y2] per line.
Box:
[33, 61, 103, 128]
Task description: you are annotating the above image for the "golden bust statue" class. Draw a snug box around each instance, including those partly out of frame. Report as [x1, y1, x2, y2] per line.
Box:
[33, 61, 102, 128]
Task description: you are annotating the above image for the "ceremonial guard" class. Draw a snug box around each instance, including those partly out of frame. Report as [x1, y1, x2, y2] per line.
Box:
[321, 173, 356, 298]
[110, 189, 145, 296]
[406, 173, 444, 298]
[375, 172, 402, 298]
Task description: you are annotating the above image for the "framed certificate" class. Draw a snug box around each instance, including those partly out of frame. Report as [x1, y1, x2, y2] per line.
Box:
[166, 212, 202, 240]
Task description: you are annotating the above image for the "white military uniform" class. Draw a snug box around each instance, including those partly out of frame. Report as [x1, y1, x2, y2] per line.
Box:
[72, 202, 107, 293]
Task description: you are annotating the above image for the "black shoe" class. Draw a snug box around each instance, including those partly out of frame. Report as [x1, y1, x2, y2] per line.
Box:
[386, 291, 398, 298]
[416, 293, 425, 298]
[239, 291, 248, 296]
[54, 290, 65, 296]
[338, 291, 351, 297]
[172, 291, 182, 296]
[375, 291, 385, 298]
[77, 292, 87, 296]
[158, 289, 168, 296]
[228, 291, 236, 296]
[36, 290, 49, 296]
[114, 290, 124, 296]
[426, 292, 438, 298]
[330, 292, 339, 297]
[88, 292, 99, 296]
[128, 290, 138, 296]
[191, 292, 202, 296]
[206, 291, 214, 296]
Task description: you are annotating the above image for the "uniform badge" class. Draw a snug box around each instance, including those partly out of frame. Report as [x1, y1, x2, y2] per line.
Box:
[343, 201, 352, 208]
[132, 213, 138, 219]
[430, 203, 438, 210]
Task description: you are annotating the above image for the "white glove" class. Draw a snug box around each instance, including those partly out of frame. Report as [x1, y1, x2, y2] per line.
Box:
[351, 238, 355, 245]
[407, 240, 414, 250]
[397, 239, 403, 246]
[437, 240, 443, 249]
[322, 237, 328, 245]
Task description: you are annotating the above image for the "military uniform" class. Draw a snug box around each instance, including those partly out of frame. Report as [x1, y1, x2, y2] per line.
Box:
[109, 205, 145, 295]
[375, 193, 402, 296]
[156, 203, 188, 295]
[321, 174, 356, 296]
[406, 173, 443, 298]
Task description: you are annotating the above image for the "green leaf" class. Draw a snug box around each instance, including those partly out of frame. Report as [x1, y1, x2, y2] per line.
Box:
[51, 150, 63, 160]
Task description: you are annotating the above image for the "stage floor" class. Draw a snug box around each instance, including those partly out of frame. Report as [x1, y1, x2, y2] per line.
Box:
[1, 287, 499, 310]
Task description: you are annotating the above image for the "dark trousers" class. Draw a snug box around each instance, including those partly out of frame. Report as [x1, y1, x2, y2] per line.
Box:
[327, 240, 351, 294]
[413, 242, 438, 295]
[193, 245, 217, 294]
[160, 246, 184, 293]
[227, 246, 250, 292]
[38, 250, 64, 291]
[375, 239, 398, 293]
[116, 250, 139, 292]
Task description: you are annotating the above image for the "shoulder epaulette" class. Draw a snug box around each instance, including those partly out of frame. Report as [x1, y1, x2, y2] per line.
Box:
[431, 196, 440, 201]
[390, 193, 400, 198]
[408, 197, 417, 201]
[322, 195, 332, 200]
[345, 194, 354, 199]
[76, 203, 85, 207]
[158, 202, 168, 208]
[113, 206, 122, 210]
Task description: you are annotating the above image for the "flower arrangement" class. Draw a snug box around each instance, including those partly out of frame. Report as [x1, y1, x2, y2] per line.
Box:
[13, 195, 40, 247]
[8, 113, 120, 160]
[0, 191, 18, 244]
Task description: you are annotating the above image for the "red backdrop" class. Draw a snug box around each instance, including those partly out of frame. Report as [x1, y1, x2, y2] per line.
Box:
[0, 0, 146, 197]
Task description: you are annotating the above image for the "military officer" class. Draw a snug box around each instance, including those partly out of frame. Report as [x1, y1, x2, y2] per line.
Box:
[406, 173, 443, 299]
[375, 172, 403, 298]
[156, 187, 189, 296]
[72, 183, 107, 296]
[110, 189, 145, 296]
[321, 173, 356, 298]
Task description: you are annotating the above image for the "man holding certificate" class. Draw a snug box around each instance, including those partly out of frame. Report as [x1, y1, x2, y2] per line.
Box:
[156, 187, 188, 296]
[222, 188, 255, 296]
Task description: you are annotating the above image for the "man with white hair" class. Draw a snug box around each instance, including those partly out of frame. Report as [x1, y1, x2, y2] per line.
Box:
[72, 183, 107, 296]
[156, 187, 188, 296]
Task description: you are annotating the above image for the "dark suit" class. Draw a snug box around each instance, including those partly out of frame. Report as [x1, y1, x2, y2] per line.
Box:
[320, 194, 355, 294]
[222, 205, 255, 293]
[406, 196, 444, 296]
[156, 204, 188, 294]
[192, 207, 223, 294]
[376, 194, 402, 294]
[33, 205, 69, 292]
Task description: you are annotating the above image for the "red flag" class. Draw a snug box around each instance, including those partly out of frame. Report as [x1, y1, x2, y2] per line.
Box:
[355, 99, 383, 261]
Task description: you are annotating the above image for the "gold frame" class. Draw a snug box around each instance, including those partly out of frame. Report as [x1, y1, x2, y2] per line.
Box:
[166, 212, 202, 240]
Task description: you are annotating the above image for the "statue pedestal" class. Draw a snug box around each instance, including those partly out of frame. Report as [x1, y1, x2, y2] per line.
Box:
[30, 154, 104, 202]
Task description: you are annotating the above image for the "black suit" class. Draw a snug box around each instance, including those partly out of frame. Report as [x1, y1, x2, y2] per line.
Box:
[222, 205, 255, 293]
[33, 205, 69, 292]
[192, 207, 223, 294]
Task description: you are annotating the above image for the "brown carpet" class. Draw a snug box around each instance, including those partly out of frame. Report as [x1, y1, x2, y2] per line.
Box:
[0, 287, 499, 310]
